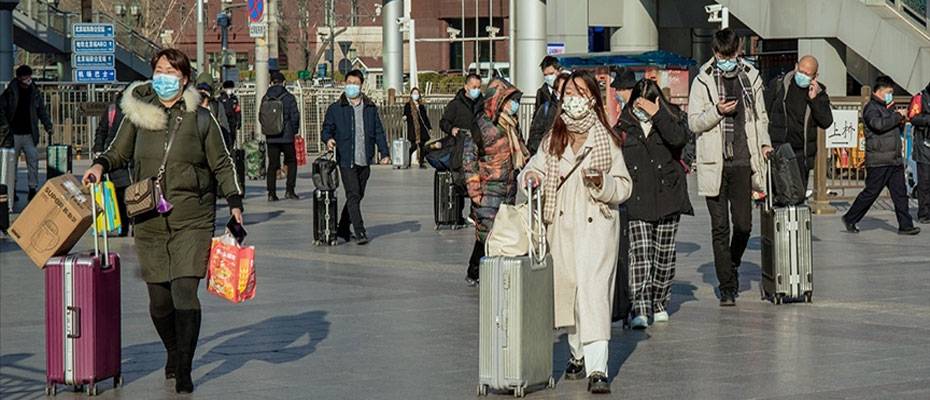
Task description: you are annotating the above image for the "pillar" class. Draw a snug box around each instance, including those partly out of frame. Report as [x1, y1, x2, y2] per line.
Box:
[0, 0, 19, 83]
[514, 0, 546, 97]
[546, 0, 587, 53]
[382, 0, 404, 93]
[610, 0, 657, 53]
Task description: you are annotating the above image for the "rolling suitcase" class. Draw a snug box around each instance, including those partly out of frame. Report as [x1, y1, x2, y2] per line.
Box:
[478, 185, 554, 398]
[1, 147, 14, 211]
[45, 180, 122, 396]
[760, 161, 813, 304]
[391, 138, 411, 169]
[47, 145, 73, 180]
[233, 148, 246, 193]
[433, 171, 462, 229]
[313, 189, 338, 246]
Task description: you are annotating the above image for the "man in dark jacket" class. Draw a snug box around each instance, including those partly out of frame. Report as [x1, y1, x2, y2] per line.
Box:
[93, 94, 132, 236]
[843, 76, 920, 235]
[0, 65, 53, 200]
[439, 73, 483, 225]
[218, 80, 241, 148]
[527, 59, 566, 155]
[531, 56, 560, 117]
[765, 55, 834, 191]
[263, 71, 301, 201]
[321, 69, 390, 245]
[909, 81, 930, 224]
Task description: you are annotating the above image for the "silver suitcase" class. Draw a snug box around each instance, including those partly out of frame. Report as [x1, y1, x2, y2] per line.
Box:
[391, 139, 411, 169]
[760, 161, 813, 304]
[478, 186, 555, 398]
[1, 147, 14, 212]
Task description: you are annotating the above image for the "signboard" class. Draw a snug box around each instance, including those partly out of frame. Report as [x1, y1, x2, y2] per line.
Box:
[72, 54, 115, 68]
[72, 23, 114, 39]
[73, 39, 115, 54]
[547, 42, 565, 56]
[74, 69, 117, 83]
[248, 0, 265, 24]
[249, 23, 267, 38]
[826, 109, 859, 148]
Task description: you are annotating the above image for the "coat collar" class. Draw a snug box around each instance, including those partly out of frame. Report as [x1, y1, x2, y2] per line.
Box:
[338, 93, 374, 107]
[120, 81, 199, 132]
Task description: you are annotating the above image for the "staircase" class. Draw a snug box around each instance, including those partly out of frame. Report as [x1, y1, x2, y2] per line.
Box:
[12, 0, 159, 81]
[715, 0, 930, 93]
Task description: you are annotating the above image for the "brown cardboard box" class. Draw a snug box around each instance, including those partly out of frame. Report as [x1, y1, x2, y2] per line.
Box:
[9, 175, 94, 268]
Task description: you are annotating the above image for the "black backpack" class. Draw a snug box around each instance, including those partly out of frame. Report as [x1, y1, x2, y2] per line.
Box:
[312, 151, 340, 191]
[259, 92, 285, 137]
[771, 144, 806, 206]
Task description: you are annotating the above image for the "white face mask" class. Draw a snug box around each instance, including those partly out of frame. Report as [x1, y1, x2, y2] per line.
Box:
[225, 89, 234, 96]
[411, 93, 420, 101]
[561, 95, 593, 120]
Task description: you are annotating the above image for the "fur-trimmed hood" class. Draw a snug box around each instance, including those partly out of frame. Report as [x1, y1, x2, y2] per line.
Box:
[120, 81, 200, 131]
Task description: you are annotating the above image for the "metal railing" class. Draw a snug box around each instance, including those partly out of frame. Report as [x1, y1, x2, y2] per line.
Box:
[886, 0, 930, 32]
[35, 83, 128, 158]
[14, 0, 75, 35]
[92, 12, 162, 63]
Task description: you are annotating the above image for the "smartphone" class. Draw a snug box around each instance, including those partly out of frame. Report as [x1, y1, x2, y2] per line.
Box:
[583, 168, 603, 188]
[226, 217, 247, 244]
[725, 95, 739, 103]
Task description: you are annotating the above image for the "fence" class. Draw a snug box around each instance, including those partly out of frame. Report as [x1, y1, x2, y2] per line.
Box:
[35, 82, 127, 158]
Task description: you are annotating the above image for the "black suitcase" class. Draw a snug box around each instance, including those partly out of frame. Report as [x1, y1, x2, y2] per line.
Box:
[434, 171, 462, 230]
[233, 149, 246, 194]
[313, 189, 338, 246]
[611, 205, 632, 326]
[0, 183, 8, 233]
[47, 145, 73, 179]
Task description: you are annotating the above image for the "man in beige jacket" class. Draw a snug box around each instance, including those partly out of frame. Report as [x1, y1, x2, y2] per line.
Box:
[688, 28, 773, 306]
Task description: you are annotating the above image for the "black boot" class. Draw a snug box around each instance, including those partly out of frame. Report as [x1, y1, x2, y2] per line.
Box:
[150, 312, 178, 379]
[174, 310, 202, 394]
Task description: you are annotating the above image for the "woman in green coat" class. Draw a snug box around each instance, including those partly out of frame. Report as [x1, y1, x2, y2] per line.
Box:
[82, 49, 243, 394]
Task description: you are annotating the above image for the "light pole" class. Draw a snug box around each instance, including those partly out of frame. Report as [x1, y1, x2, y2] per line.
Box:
[196, 0, 204, 73]
[0, 0, 20, 83]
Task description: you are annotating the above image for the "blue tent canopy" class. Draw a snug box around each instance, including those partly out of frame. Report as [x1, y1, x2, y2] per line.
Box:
[556, 50, 696, 70]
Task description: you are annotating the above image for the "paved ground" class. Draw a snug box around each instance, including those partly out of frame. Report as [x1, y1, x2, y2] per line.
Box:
[2, 161, 929, 400]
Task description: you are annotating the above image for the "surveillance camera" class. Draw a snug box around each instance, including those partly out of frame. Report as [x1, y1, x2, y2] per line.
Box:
[705, 4, 723, 13]
[447, 27, 461, 36]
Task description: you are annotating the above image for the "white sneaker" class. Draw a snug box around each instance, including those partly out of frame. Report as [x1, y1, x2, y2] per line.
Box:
[630, 315, 649, 329]
[653, 311, 669, 323]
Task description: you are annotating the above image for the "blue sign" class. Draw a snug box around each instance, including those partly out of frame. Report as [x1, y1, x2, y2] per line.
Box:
[74, 69, 116, 83]
[73, 54, 115, 68]
[72, 23, 115, 38]
[248, 0, 264, 23]
[73, 39, 115, 54]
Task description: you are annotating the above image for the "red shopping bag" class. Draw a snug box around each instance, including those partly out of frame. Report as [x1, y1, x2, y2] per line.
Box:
[295, 136, 307, 167]
[909, 93, 923, 120]
[206, 234, 256, 303]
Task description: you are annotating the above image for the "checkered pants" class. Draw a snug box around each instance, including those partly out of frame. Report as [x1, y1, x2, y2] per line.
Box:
[628, 215, 681, 317]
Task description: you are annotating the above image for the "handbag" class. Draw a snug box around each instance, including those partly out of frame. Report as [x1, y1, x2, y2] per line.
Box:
[124, 116, 182, 218]
[485, 182, 547, 263]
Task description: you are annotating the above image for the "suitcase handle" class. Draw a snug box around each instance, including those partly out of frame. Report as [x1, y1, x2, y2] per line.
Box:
[526, 182, 548, 264]
[87, 177, 110, 268]
[764, 158, 773, 212]
[66, 306, 81, 338]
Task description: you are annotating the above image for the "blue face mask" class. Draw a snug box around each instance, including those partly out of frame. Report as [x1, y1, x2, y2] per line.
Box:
[152, 73, 182, 101]
[794, 72, 812, 88]
[543, 74, 557, 87]
[883, 92, 894, 105]
[716, 57, 738, 72]
[615, 94, 626, 110]
[633, 107, 651, 122]
[468, 88, 482, 100]
[509, 100, 520, 115]
[345, 84, 361, 99]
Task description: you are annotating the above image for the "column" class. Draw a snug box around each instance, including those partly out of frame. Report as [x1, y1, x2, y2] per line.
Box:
[382, 0, 404, 94]
[514, 0, 546, 95]
[610, 0, 657, 53]
[0, 0, 19, 83]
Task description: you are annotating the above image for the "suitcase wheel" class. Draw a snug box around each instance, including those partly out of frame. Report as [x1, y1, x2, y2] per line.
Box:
[514, 385, 525, 398]
[434, 225, 439, 231]
[328, 241, 337, 246]
[313, 240, 321, 246]
[804, 292, 813, 303]
[45, 383, 57, 396]
[114, 375, 123, 388]
[477, 384, 488, 396]
[85, 383, 97, 396]
[774, 294, 784, 305]
[548, 376, 556, 389]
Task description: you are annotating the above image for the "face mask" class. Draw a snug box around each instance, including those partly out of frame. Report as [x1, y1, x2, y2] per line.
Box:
[562, 95, 592, 120]
[345, 84, 361, 99]
[615, 94, 626, 110]
[633, 107, 650, 122]
[716, 57, 738, 72]
[411, 93, 420, 101]
[794, 72, 812, 88]
[509, 100, 520, 115]
[544, 74, 557, 87]
[883, 92, 894, 105]
[225, 89, 234, 96]
[468, 88, 482, 100]
[152, 73, 182, 100]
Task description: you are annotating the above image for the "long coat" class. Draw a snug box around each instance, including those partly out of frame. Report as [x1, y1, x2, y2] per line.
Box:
[96, 82, 242, 283]
[520, 136, 632, 343]
[403, 101, 432, 146]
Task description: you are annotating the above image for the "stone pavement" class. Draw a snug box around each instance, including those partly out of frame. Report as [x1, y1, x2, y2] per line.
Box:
[2, 162, 929, 400]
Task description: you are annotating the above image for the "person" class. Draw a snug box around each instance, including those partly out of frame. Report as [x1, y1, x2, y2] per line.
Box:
[611, 68, 637, 110]
[462, 78, 529, 287]
[521, 70, 632, 394]
[688, 28, 773, 307]
[263, 71, 301, 201]
[765, 55, 834, 192]
[218, 80, 241, 148]
[616, 78, 693, 329]
[81, 48, 242, 394]
[322, 69, 390, 245]
[403, 87, 433, 168]
[528, 72, 569, 155]
[842, 76, 921, 235]
[439, 73, 484, 225]
[195, 73, 231, 140]
[92, 93, 131, 237]
[910, 81, 930, 224]
[0, 65, 53, 200]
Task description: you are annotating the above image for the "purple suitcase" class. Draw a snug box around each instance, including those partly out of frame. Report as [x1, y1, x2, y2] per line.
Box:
[44, 181, 122, 396]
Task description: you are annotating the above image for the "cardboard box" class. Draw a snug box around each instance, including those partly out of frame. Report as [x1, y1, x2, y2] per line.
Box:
[9, 175, 94, 268]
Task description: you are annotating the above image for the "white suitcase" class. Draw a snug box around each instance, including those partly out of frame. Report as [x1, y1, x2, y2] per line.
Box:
[478, 186, 555, 398]
[391, 139, 411, 169]
[1, 147, 14, 212]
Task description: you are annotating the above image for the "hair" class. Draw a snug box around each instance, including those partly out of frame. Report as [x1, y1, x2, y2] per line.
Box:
[345, 69, 365, 84]
[539, 56, 561, 71]
[712, 28, 740, 57]
[222, 80, 235, 89]
[554, 73, 571, 91]
[873, 76, 895, 92]
[627, 79, 679, 122]
[270, 71, 286, 84]
[409, 87, 422, 103]
[150, 48, 193, 81]
[464, 73, 481, 84]
[15, 65, 33, 78]
[549, 70, 623, 157]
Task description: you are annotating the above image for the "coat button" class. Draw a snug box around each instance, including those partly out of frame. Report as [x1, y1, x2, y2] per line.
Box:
[588, 217, 593, 223]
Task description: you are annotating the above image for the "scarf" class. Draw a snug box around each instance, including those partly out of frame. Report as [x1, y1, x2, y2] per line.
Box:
[409, 100, 422, 143]
[499, 112, 528, 170]
[715, 67, 737, 160]
[542, 112, 613, 224]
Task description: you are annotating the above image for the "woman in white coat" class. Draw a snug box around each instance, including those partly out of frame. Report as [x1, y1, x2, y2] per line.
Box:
[521, 70, 632, 394]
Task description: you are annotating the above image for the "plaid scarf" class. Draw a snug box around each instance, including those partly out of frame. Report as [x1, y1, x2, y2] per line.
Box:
[542, 112, 614, 224]
[714, 67, 737, 160]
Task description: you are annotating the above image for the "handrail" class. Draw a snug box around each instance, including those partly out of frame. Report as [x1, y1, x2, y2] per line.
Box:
[885, 0, 929, 35]
[92, 11, 162, 60]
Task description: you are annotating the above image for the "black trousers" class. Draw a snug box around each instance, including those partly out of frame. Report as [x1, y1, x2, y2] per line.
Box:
[409, 138, 427, 165]
[844, 165, 914, 229]
[147, 278, 202, 317]
[468, 239, 485, 280]
[795, 152, 811, 193]
[918, 163, 930, 221]
[266, 142, 297, 194]
[338, 165, 371, 236]
[705, 165, 753, 293]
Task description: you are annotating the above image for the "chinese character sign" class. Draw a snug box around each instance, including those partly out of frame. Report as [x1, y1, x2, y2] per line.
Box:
[826, 109, 858, 149]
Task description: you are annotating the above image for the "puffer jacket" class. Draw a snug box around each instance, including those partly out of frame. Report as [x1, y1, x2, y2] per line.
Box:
[765, 71, 834, 158]
[909, 88, 930, 165]
[463, 114, 523, 242]
[862, 96, 905, 168]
